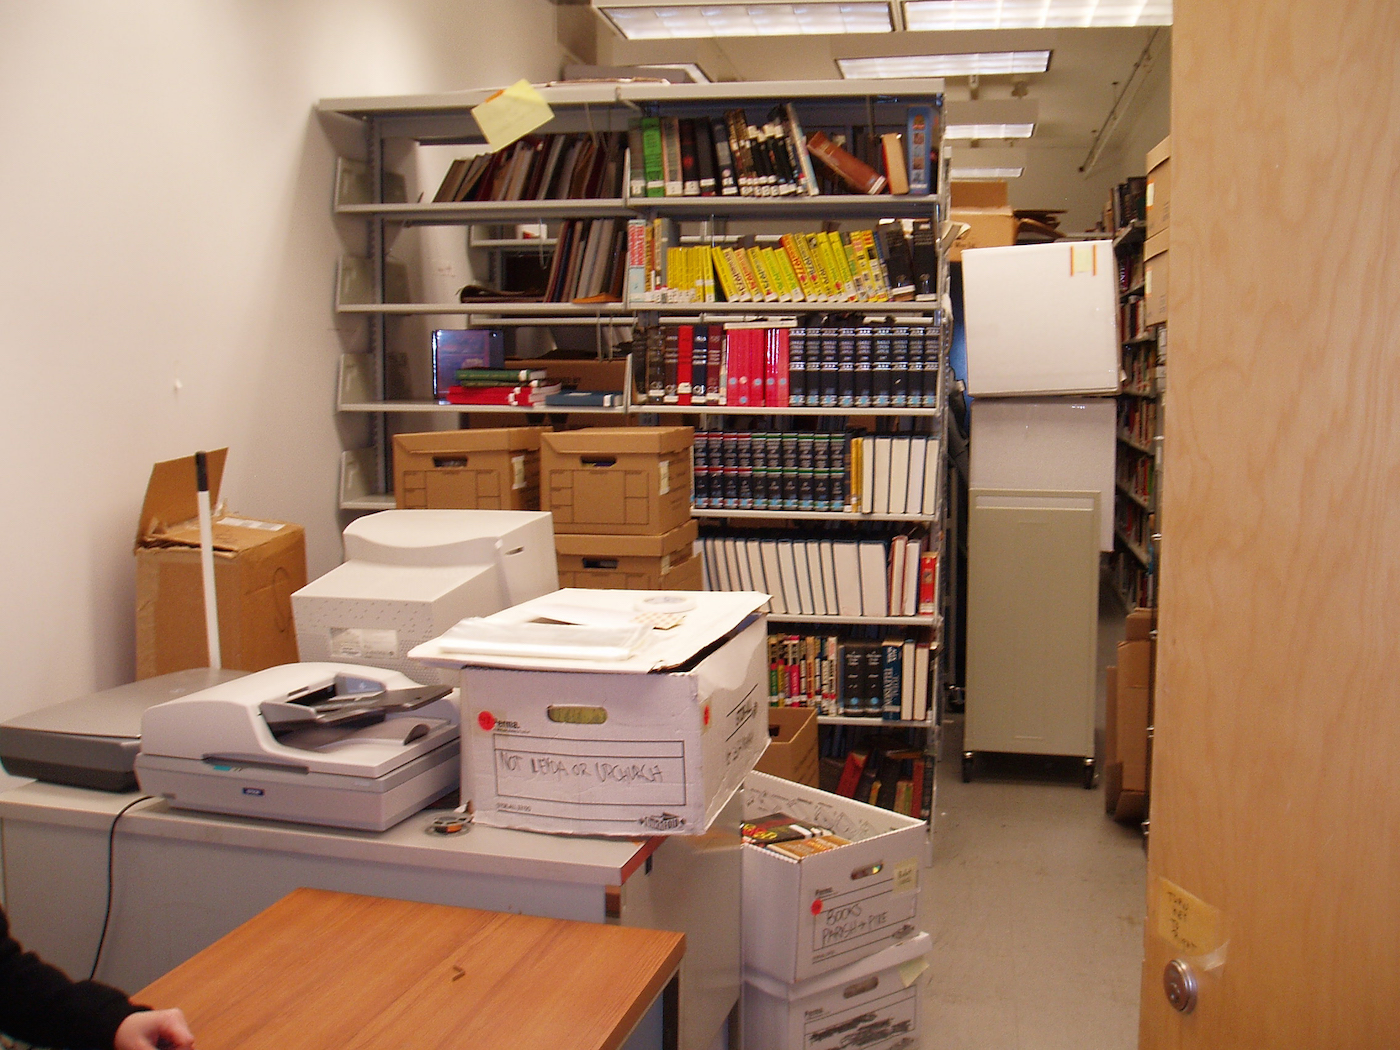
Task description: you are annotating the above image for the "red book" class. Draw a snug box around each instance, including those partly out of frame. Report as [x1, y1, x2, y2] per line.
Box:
[918, 551, 939, 615]
[836, 747, 871, 798]
[725, 327, 741, 406]
[446, 383, 558, 406]
[706, 324, 724, 405]
[909, 754, 925, 819]
[677, 324, 694, 405]
[771, 327, 790, 407]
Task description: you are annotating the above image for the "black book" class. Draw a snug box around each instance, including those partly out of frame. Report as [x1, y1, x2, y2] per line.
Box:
[737, 433, 755, 509]
[872, 326, 894, 407]
[905, 326, 925, 408]
[910, 219, 938, 299]
[862, 644, 886, 718]
[780, 433, 799, 510]
[662, 326, 680, 403]
[854, 326, 874, 407]
[890, 327, 911, 408]
[695, 120, 718, 196]
[788, 326, 808, 407]
[837, 327, 857, 408]
[840, 642, 869, 714]
[645, 324, 665, 403]
[678, 119, 701, 196]
[878, 225, 917, 300]
[710, 117, 740, 195]
[692, 325, 708, 403]
[692, 431, 710, 509]
[819, 325, 840, 407]
[881, 640, 903, 720]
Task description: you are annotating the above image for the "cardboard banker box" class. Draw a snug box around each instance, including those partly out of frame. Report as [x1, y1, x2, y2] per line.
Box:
[744, 930, 931, 1050]
[554, 519, 702, 591]
[135, 450, 306, 679]
[753, 705, 819, 788]
[742, 771, 925, 983]
[393, 426, 545, 511]
[542, 427, 693, 535]
[411, 588, 769, 837]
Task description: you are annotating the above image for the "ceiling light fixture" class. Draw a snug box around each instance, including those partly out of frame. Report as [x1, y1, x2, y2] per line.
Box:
[598, 2, 894, 40]
[945, 122, 1035, 139]
[903, 0, 1171, 31]
[950, 166, 1025, 179]
[838, 50, 1051, 79]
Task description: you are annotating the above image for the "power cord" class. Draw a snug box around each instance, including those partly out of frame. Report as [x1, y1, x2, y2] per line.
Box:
[88, 795, 151, 981]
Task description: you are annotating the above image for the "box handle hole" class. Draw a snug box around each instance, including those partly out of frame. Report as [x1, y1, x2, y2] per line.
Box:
[851, 862, 884, 880]
[842, 976, 879, 999]
[582, 558, 620, 570]
[580, 456, 617, 467]
[546, 705, 608, 725]
[432, 456, 468, 468]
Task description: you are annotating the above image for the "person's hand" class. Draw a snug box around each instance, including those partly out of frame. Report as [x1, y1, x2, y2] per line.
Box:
[114, 1008, 195, 1050]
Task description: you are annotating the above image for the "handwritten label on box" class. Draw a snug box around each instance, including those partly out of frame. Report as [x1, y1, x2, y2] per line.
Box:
[1155, 876, 1224, 957]
[492, 736, 687, 806]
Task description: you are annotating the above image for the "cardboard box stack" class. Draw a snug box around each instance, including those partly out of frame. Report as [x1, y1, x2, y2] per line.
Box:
[948, 179, 1019, 262]
[1106, 606, 1156, 823]
[542, 426, 701, 591]
[740, 771, 932, 1049]
[134, 450, 306, 679]
[1143, 135, 1170, 326]
[392, 426, 546, 511]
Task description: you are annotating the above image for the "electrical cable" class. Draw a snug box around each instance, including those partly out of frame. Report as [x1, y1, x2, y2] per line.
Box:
[88, 795, 151, 981]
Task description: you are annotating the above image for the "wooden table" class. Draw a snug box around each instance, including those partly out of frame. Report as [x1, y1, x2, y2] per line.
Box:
[136, 887, 686, 1050]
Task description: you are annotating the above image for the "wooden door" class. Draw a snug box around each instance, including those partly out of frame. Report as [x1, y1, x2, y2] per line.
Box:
[1141, 2, 1400, 1046]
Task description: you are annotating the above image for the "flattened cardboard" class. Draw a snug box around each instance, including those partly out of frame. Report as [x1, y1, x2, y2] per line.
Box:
[542, 426, 693, 535]
[1115, 640, 1152, 793]
[742, 771, 924, 983]
[1144, 231, 1169, 327]
[1146, 135, 1171, 237]
[753, 705, 819, 788]
[744, 931, 930, 1050]
[135, 451, 305, 680]
[554, 519, 701, 591]
[393, 426, 545, 511]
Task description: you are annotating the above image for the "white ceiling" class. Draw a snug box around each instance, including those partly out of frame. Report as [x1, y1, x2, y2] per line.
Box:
[588, 21, 1172, 231]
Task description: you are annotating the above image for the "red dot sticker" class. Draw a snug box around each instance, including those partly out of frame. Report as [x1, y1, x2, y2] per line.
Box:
[477, 711, 496, 732]
[811, 898, 823, 916]
[703, 705, 711, 727]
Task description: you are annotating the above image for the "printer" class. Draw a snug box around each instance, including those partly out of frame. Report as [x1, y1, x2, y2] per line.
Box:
[291, 509, 558, 685]
[0, 668, 246, 792]
[134, 662, 460, 831]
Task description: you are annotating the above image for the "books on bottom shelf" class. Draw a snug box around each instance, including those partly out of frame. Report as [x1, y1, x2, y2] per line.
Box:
[701, 534, 938, 618]
[768, 633, 932, 724]
[833, 741, 934, 817]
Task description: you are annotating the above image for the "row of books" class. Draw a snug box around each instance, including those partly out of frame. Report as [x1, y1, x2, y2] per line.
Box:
[834, 742, 934, 817]
[627, 221, 935, 305]
[1121, 339, 1156, 392]
[1109, 175, 1148, 232]
[740, 812, 850, 857]
[1119, 397, 1158, 449]
[700, 533, 938, 619]
[694, 432, 940, 516]
[638, 322, 944, 409]
[629, 107, 820, 200]
[442, 366, 560, 407]
[769, 633, 933, 722]
[1120, 297, 1149, 343]
[1117, 448, 1155, 507]
[432, 131, 627, 203]
[542, 218, 627, 303]
[1116, 499, 1153, 557]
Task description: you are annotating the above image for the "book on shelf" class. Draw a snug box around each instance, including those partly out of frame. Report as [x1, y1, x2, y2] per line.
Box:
[453, 367, 549, 385]
[881, 133, 910, 196]
[430, 132, 627, 203]
[806, 131, 888, 195]
[444, 383, 563, 406]
[905, 106, 936, 196]
[432, 328, 505, 401]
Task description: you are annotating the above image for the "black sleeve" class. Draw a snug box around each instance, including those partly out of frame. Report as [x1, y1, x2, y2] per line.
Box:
[0, 908, 144, 1050]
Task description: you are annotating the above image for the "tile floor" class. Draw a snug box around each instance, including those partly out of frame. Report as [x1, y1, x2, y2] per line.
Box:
[918, 587, 1146, 1049]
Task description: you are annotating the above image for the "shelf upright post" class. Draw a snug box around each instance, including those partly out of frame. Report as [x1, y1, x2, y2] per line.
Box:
[367, 114, 390, 498]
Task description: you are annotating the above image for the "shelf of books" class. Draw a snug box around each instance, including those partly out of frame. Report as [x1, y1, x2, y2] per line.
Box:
[320, 79, 952, 825]
[1106, 174, 1164, 610]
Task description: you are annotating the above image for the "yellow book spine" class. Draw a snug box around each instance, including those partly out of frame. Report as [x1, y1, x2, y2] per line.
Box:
[779, 235, 817, 301]
[700, 245, 716, 302]
[758, 247, 793, 302]
[827, 231, 859, 299]
[860, 230, 892, 301]
[814, 235, 847, 300]
[770, 245, 806, 302]
[745, 248, 780, 302]
[730, 247, 765, 302]
[711, 246, 741, 301]
[846, 232, 875, 301]
[798, 234, 835, 300]
[723, 247, 753, 302]
[849, 437, 863, 509]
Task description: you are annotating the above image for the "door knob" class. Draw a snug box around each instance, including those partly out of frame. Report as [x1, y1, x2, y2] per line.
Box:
[1164, 958, 1198, 1014]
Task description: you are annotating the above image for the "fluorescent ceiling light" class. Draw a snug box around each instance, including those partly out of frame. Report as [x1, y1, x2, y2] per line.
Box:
[838, 50, 1050, 79]
[903, 0, 1172, 30]
[598, 3, 894, 39]
[950, 166, 1024, 179]
[945, 122, 1034, 138]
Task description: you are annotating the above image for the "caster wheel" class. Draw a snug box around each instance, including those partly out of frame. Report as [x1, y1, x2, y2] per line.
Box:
[1083, 759, 1096, 790]
[961, 752, 974, 783]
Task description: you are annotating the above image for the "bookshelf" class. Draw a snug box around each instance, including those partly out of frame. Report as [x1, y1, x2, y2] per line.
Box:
[318, 79, 952, 823]
[1106, 175, 1162, 610]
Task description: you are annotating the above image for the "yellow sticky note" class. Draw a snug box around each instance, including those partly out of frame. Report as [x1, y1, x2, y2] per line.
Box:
[1155, 877, 1224, 957]
[471, 79, 554, 152]
[897, 957, 929, 988]
[891, 858, 918, 895]
[1070, 243, 1097, 276]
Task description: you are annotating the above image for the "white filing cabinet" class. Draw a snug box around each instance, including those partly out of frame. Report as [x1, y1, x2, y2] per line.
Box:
[962, 489, 1100, 785]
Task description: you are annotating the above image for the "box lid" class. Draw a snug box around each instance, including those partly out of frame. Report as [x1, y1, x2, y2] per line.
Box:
[1146, 134, 1171, 173]
[744, 931, 932, 1000]
[1144, 229, 1169, 261]
[544, 426, 693, 456]
[135, 449, 228, 547]
[393, 426, 545, 456]
[410, 587, 767, 673]
[951, 180, 1008, 209]
[553, 519, 698, 558]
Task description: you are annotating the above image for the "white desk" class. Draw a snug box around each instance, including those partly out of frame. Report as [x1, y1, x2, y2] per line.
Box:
[0, 781, 740, 1050]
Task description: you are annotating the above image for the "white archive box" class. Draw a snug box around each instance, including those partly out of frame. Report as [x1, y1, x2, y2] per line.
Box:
[742, 771, 925, 983]
[744, 930, 931, 1050]
[412, 589, 770, 836]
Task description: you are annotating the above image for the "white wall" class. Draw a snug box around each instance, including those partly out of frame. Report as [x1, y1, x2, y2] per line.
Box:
[0, 1, 565, 726]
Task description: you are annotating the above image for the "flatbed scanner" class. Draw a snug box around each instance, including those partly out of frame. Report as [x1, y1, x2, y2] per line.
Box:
[134, 663, 460, 831]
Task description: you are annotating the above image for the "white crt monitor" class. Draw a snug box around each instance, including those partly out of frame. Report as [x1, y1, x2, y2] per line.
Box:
[292, 510, 557, 684]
